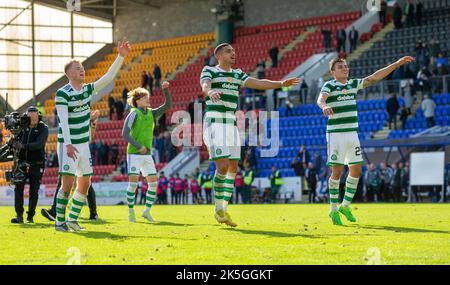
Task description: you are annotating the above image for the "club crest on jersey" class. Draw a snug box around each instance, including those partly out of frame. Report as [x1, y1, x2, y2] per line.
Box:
[63, 165, 70, 171]
[342, 89, 348, 95]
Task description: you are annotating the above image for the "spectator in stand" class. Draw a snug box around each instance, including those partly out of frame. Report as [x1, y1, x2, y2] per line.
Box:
[417, 65, 432, 95]
[182, 174, 189, 204]
[379, 0, 387, 25]
[122, 86, 129, 107]
[416, 1, 423, 26]
[336, 28, 346, 53]
[305, 162, 318, 203]
[157, 172, 168, 204]
[153, 64, 162, 90]
[95, 140, 103, 165]
[108, 94, 115, 120]
[349, 26, 359, 53]
[400, 106, 408, 130]
[141, 71, 149, 89]
[234, 167, 244, 204]
[404, 0, 415, 27]
[110, 140, 119, 165]
[436, 52, 449, 69]
[119, 159, 127, 175]
[139, 181, 148, 205]
[203, 169, 213, 204]
[415, 40, 429, 69]
[421, 94, 436, 128]
[168, 174, 175, 204]
[393, 3, 402, 29]
[148, 71, 154, 96]
[299, 78, 308, 104]
[364, 163, 381, 202]
[102, 141, 110, 165]
[190, 174, 200, 204]
[155, 133, 165, 163]
[115, 98, 125, 120]
[291, 145, 309, 193]
[386, 94, 400, 130]
[380, 162, 394, 202]
[269, 45, 279, 68]
[314, 152, 323, 172]
[321, 26, 332, 52]
[256, 60, 265, 79]
[402, 79, 414, 115]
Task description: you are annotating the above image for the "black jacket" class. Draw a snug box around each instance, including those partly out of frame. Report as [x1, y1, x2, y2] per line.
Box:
[386, 97, 400, 115]
[18, 121, 49, 164]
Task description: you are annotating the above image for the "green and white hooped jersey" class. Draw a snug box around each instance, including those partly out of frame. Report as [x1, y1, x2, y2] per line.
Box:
[320, 79, 364, 133]
[55, 83, 94, 144]
[200, 65, 249, 125]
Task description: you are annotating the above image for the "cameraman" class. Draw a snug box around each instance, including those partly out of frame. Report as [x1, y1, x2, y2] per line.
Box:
[11, 106, 49, 223]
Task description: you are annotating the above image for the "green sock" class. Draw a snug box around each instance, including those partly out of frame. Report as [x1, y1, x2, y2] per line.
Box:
[213, 172, 226, 211]
[223, 172, 236, 211]
[342, 175, 359, 207]
[126, 182, 137, 211]
[55, 188, 69, 226]
[328, 177, 340, 211]
[67, 190, 86, 222]
[144, 182, 157, 212]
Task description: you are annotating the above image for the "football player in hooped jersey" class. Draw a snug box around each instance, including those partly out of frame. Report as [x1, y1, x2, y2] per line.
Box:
[317, 56, 414, 225]
[54, 39, 130, 232]
[200, 43, 300, 227]
[122, 81, 172, 223]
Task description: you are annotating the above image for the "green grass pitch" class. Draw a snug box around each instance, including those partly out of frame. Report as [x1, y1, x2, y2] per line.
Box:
[1, 204, 449, 264]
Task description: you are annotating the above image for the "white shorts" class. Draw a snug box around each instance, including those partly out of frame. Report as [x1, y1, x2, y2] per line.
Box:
[57, 142, 93, 177]
[127, 154, 157, 177]
[203, 122, 241, 161]
[326, 132, 364, 166]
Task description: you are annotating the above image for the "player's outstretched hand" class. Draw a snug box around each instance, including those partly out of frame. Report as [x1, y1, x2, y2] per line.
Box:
[322, 106, 334, 116]
[396, 56, 415, 66]
[118, 38, 131, 57]
[90, 109, 100, 122]
[207, 90, 221, 103]
[282, 77, 301, 87]
[162, 81, 170, 89]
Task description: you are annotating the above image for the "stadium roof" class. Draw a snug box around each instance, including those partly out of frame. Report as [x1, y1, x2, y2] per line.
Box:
[30, 0, 189, 21]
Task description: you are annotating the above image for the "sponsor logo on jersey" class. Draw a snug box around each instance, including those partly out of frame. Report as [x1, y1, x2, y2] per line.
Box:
[222, 83, 239, 90]
[337, 95, 355, 101]
[73, 104, 90, 113]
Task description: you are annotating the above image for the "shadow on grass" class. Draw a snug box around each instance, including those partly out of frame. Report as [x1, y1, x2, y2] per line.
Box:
[134, 220, 195, 227]
[18, 222, 54, 229]
[222, 228, 322, 239]
[72, 230, 198, 241]
[78, 218, 115, 225]
[351, 224, 450, 234]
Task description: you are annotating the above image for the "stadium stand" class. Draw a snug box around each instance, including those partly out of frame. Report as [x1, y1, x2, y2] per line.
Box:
[389, 93, 450, 138]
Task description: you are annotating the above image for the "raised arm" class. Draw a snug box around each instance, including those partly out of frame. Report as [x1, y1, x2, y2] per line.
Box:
[317, 92, 334, 116]
[363, 56, 415, 88]
[152, 81, 172, 119]
[93, 39, 131, 93]
[244, 77, 300, 90]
